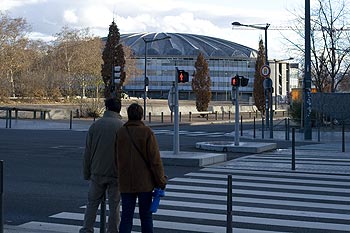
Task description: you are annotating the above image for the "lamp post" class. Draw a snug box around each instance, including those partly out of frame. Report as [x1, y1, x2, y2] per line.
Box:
[232, 22, 270, 65]
[232, 21, 271, 135]
[142, 36, 171, 120]
[273, 57, 294, 110]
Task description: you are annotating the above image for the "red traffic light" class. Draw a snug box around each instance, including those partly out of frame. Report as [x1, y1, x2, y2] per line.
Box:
[231, 75, 240, 86]
[177, 70, 189, 83]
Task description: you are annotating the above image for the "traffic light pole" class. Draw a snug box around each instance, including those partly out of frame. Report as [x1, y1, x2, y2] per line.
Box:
[173, 68, 180, 154]
[234, 86, 240, 146]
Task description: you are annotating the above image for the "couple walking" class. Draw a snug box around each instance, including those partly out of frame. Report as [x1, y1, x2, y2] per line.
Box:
[80, 99, 167, 233]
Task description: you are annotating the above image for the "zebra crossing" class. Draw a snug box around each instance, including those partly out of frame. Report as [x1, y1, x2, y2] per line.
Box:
[17, 161, 350, 232]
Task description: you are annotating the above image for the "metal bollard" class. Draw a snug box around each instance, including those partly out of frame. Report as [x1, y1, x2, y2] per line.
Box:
[228, 111, 231, 120]
[226, 175, 232, 233]
[100, 192, 106, 233]
[240, 115, 243, 136]
[253, 117, 256, 138]
[262, 117, 264, 139]
[342, 121, 345, 152]
[189, 112, 192, 122]
[161, 112, 164, 123]
[69, 111, 73, 129]
[215, 111, 218, 120]
[149, 112, 151, 123]
[292, 128, 296, 170]
[285, 118, 288, 140]
[0, 160, 3, 233]
[179, 112, 182, 122]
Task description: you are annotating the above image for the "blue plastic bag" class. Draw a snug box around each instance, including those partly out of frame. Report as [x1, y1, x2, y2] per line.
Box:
[150, 188, 165, 213]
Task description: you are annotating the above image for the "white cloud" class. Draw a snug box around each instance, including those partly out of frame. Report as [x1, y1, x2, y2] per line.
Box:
[1, 0, 305, 58]
[63, 9, 78, 24]
[0, 0, 46, 11]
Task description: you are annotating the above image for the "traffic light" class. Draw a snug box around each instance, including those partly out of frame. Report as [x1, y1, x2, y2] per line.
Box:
[231, 75, 240, 86]
[114, 66, 121, 84]
[177, 70, 189, 83]
[240, 76, 249, 87]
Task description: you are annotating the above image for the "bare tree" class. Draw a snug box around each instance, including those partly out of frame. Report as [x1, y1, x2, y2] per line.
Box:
[286, 0, 350, 92]
[0, 12, 30, 98]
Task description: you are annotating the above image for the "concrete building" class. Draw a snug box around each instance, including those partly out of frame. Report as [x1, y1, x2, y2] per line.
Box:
[120, 32, 295, 105]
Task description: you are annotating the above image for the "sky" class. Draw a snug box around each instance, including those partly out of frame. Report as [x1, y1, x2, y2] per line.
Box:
[0, 0, 312, 59]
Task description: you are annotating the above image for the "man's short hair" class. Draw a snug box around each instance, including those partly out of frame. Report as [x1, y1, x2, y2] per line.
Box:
[127, 103, 143, 121]
[105, 98, 121, 113]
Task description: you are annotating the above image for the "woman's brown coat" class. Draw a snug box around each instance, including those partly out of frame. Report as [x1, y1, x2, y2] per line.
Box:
[116, 120, 167, 193]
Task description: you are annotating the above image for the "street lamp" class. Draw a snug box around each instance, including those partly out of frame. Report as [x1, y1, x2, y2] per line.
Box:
[273, 57, 294, 109]
[142, 35, 171, 120]
[232, 21, 272, 136]
[232, 22, 270, 65]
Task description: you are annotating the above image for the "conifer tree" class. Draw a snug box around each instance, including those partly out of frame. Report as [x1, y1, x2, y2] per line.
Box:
[253, 39, 266, 115]
[101, 20, 126, 100]
[192, 52, 211, 111]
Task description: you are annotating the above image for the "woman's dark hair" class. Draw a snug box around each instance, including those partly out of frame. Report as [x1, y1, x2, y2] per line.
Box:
[127, 103, 143, 121]
[105, 98, 121, 113]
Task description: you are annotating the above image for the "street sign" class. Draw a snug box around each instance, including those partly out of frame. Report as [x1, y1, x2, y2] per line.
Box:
[260, 65, 271, 78]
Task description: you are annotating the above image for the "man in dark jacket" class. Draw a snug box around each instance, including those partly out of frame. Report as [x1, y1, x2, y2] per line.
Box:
[117, 103, 167, 233]
[80, 98, 124, 233]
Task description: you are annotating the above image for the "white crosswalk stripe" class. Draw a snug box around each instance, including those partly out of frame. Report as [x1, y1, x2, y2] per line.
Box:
[16, 162, 350, 233]
[153, 129, 227, 138]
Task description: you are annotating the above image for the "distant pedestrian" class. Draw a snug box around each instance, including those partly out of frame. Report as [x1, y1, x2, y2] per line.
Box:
[80, 98, 124, 233]
[117, 103, 167, 233]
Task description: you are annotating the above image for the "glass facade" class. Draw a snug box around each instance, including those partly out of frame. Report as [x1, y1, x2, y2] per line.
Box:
[124, 56, 256, 102]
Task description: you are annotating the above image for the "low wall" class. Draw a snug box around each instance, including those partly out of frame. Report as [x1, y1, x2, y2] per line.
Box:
[0, 100, 269, 120]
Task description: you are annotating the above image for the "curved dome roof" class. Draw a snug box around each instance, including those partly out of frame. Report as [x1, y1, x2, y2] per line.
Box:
[120, 32, 256, 58]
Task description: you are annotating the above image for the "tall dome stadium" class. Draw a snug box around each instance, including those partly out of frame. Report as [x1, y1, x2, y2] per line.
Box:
[118, 32, 257, 101]
[121, 32, 256, 58]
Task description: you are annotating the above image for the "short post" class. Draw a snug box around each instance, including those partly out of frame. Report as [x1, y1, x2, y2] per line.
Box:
[226, 175, 232, 233]
[5, 111, 8, 129]
[161, 112, 164, 123]
[206, 113, 209, 120]
[222, 111, 225, 120]
[292, 128, 296, 170]
[8, 110, 12, 129]
[69, 111, 73, 130]
[0, 160, 3, 233]
[253, 116, 256, 138]
[33, 110, 37, 119]
[171, 111, 173, 123]
[262, 116, 264, 139]
[149, 112, 151, 123]
[228, 111, 231, 120]
[179, 112, 182, 122]
[189, 112, 192, 122]
[342, 121, 345, 152]
[285, 118, 288, 140]
[215, 111, 218, 120]
[240, 115, 243, 137]
[100, 192, 106, 233]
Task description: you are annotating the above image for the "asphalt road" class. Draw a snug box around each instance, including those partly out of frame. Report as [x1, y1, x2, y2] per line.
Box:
[0, 121, 317, 226]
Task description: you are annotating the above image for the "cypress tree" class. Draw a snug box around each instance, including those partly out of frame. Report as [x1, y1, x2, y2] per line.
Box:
[101, 20, 126, 100]
[253, 39, 266, 115]
[192, 52, 211, 112]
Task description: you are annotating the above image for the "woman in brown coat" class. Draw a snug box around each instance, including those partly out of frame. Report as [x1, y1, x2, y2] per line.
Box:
[116, 103, 167, 233]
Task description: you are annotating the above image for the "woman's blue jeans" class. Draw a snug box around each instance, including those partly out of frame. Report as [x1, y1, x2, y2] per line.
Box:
[119, 192, 153, 233]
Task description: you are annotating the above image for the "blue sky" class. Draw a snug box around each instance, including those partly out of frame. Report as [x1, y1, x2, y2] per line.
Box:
[0, 0, 312, 59]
